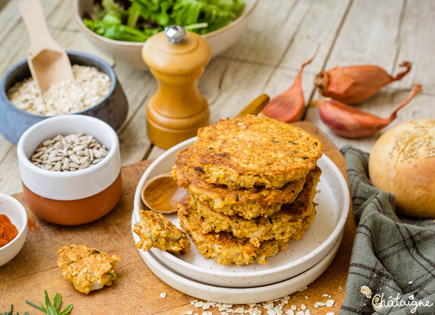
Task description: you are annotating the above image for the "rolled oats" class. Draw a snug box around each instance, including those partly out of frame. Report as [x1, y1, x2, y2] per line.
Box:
[8, 65, 111, 116]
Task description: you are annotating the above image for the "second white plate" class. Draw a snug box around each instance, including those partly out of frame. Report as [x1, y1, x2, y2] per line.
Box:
[132, 137, 349, 288]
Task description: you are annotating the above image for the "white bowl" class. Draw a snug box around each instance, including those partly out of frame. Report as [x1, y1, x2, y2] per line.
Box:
[0, 193, 28, 267]
[132, 137, 350, 287]
[17, 115, 122, 225]
[74, 0, 258, 69]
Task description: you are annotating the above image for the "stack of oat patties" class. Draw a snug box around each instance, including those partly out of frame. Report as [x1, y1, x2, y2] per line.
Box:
[172, 115, 323, 266]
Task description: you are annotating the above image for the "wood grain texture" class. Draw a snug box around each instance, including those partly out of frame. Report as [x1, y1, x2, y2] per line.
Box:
[0, 122, 355, 315]
[304, 0, 435, 152]
[2, 0, 435, 195]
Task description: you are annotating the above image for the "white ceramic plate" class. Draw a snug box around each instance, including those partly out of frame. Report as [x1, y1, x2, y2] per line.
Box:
[132, 137, 349, 287]
[133, 217, 342, 305]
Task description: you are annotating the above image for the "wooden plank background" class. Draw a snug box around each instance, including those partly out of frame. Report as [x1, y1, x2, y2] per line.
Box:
[1, 0, 434, 195]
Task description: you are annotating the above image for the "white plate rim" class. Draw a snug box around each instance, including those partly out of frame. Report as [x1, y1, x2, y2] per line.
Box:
[133, 213, 343, 304]
[132, 137, 349, 283]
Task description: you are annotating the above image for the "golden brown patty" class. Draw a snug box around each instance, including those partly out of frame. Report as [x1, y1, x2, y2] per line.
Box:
[190, 167, 321, 247]
[134, 210, 190, 255]
[189, 115, 322, 189]
[57, 244, 121, 295]
[178, 202, 291, 265]
[172, 153, 307, 219]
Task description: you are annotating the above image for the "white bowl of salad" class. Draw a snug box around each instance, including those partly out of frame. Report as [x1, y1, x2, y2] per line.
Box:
[74, 0, 258, 70]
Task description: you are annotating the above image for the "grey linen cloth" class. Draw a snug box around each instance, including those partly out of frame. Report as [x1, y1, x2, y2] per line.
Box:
[339, 146, 435, 315]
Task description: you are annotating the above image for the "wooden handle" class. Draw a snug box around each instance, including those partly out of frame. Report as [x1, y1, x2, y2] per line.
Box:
[235, 94, 270, 118]
[19, 0, 56, 51]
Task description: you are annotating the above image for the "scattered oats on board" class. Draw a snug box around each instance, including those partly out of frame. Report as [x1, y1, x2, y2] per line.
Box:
[326, 299, 335, 307]
[326, 313, 336, 315]
[160, 292, 167, 298]
[360, 285, 373, 298]
[314, 302, 326, 308]
[301, 304, 307, 310]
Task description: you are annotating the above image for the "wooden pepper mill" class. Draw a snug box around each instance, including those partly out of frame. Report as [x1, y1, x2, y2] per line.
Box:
[142, 25, 211, 149]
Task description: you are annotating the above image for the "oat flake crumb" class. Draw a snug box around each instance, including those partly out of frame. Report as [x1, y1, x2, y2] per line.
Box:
[360, 285, 373, 298]
[326, 299, 335, 307]
[160, 292, 167, 298]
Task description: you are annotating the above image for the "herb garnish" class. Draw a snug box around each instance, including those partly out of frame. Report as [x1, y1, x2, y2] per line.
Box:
[26, 290, 73, 315]
[0, 304, 29, 315]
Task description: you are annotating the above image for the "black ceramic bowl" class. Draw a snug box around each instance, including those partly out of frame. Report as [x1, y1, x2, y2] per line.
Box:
[0, 51, 128, 144]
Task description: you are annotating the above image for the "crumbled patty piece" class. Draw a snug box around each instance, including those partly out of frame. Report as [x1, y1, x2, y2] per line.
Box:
[172, 151, 307, 219]
[134, 210, 190, 255]
[188, 115, 322, 189]
[57, 244, 121, 295]
[191, 167, 320, 247]
[178, 202, 309, 266]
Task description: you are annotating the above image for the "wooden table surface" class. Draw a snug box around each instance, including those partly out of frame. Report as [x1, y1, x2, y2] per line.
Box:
[1, 0, 435, 195]
[0, 0, 434, 313]
[0, 122, 355, 315]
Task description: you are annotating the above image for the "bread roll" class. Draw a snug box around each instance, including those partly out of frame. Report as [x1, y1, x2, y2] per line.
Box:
[369, 119, 435, 218]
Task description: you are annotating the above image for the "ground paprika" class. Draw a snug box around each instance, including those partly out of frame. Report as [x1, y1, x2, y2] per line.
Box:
[0, 214, 18, 247]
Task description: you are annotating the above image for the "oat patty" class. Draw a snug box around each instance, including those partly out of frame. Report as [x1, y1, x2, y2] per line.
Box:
[190, 167, 321, 247]
[172, 151, 307, 219]
[190, 115, 322, 189]
[57, 244, 121, 295]
[178, 202, 292, 265]
[134, 210, 190, 255]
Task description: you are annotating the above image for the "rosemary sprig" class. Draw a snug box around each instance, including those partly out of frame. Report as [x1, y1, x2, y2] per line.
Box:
[26, 290, 73, 315]
[0, 304, 29, 315]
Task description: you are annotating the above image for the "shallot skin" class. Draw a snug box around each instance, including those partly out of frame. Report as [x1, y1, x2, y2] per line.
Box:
[317, 84, 422, 138]
[318, 100, 389, 138]
[262, 46, 319, 122]
[315, 62, 411, 105]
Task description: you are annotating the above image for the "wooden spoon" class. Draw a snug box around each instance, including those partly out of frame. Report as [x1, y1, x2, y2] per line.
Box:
[19, 0, 73, 95]
[141, 94, 270, 214]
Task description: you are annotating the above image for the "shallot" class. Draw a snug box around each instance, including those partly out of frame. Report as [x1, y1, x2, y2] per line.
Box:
[315, 61, 412, 105]
[317, 84, 422, 138]
[261, 46, 319, 122]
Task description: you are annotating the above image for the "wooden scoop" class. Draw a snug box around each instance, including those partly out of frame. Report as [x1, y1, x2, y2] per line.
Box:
[19, 0, 73, 95]
[141, 94, 270, 214]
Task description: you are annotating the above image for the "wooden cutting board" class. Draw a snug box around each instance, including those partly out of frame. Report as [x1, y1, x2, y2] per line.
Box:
[0, 122, 356, 315]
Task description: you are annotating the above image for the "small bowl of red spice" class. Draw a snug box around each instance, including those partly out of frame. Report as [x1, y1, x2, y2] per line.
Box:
[0, 193, 28, 266]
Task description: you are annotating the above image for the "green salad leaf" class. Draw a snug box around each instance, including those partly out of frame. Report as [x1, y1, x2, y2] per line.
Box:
[83, 0, 245, 42]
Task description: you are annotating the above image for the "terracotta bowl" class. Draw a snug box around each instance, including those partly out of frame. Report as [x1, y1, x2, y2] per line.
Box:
[74, 0, 258, 69]
[0, 193, 28, 266]
[17, 115, 122, 225]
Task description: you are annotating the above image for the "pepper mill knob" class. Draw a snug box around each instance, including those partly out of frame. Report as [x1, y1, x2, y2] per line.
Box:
[164, 25, 187, 44]
[142, 26, 211, 149]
